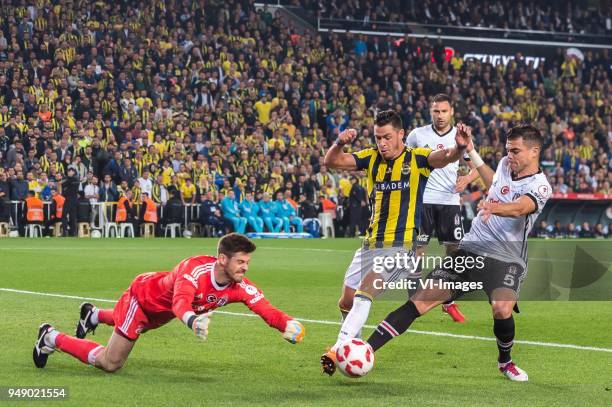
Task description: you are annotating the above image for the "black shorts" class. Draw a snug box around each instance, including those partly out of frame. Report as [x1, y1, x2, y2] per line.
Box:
[419, 204, 463, 244]
[426, 249, 526, 304]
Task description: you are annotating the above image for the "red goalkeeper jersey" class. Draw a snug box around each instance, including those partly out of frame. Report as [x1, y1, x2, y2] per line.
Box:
[127, 255, 291, 332]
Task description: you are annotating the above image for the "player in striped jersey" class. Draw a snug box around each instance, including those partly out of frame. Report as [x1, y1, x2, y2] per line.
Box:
[33, 234, 304, 372]
[320, 110, 471, 375]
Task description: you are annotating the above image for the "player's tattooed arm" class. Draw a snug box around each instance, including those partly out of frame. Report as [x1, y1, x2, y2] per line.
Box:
[324, 128, 359, 171]
[477, 195, 537, 222]
[462, 134, 495, 189]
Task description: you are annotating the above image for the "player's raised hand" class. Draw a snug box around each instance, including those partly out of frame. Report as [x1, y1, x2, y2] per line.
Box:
[191, 312, 212, 340]
[282, 320, 305, 344]
[455, 175, 471, 192]
[336, 128, 357, 146]
[455, 122, 472, 151]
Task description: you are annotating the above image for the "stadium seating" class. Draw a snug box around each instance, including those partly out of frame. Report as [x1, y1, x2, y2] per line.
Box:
[0, 0, 608, 238]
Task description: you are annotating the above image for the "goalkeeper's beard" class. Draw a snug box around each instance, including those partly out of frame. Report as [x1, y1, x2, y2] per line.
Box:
[221, 265, 246, 284]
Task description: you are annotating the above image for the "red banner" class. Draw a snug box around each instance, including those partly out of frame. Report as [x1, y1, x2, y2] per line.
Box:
[551, 193, 611, 200]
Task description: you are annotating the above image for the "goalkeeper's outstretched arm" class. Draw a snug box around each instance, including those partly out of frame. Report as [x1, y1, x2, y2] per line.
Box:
[244, 289, 305, 344]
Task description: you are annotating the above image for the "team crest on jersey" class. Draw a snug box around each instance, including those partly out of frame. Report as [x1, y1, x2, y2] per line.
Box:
[507, 265, 518, 275]
[454, 214, 460, 226]
[206, 294, 217, 303]
[537, 185, 551, 199]
[216, 295, 229, 307]
[501, 185, 510, 195]
[401, 163, 411, 175]
[437, 143, 444, 150]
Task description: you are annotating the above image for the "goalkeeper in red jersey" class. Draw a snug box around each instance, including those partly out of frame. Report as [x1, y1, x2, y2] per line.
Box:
[33, 233, 305, 372]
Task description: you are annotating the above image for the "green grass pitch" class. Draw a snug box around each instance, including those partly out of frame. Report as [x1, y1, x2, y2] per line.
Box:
[1, 238, 611, 406]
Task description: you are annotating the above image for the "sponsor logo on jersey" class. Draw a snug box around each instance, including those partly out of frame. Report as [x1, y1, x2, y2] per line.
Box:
[375, 180, 410, 191]
[249, 293, 264, 304]
[501, 185, 510, 195]
[183, 273, 199, 288]
[206, 294, 217, 303]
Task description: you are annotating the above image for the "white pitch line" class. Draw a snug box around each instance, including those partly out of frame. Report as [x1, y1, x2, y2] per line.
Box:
[2, 287, 612, 354]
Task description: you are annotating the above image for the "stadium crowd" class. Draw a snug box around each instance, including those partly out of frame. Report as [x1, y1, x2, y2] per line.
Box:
[312, 0, 611, 34]
[0, 0, 609, 237]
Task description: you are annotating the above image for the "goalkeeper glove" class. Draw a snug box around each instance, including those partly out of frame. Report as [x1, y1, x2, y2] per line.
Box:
[187, 312, 212, 340]
[282, 320, 305, 344]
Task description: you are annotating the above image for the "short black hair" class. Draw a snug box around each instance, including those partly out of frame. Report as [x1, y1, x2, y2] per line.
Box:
[375, 110, 403, 130]
[431, 93, 452, 106]
[218, 233, 256, 258]
[507, 123, 543, 148]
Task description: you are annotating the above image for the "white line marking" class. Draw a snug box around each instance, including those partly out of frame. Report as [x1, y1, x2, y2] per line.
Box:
[2, 287, 611, 354]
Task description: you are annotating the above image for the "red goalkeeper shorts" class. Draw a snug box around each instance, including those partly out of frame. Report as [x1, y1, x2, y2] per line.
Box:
[113, 288, 151, 341]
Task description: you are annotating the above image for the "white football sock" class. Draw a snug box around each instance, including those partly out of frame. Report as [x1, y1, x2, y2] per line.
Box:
[90, 307, 99, 325]
[332, 295, 372, 351]
[45, 329, 59, 348]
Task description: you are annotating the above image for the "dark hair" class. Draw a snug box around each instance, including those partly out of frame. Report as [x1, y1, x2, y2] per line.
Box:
[507, 123, 543, 148]
[431, 93, 452, 106]
[218, 233, 256, 257]
[375, 109, 403, 130]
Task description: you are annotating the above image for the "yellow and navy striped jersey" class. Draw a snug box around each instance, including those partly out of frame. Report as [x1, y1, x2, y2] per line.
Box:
[352, 147, 432, 248]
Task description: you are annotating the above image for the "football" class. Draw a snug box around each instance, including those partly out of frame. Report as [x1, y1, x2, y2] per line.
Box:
[336, 338, 375, 378]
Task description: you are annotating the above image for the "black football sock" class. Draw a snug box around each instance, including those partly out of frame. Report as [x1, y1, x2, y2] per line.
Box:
[494, 316, 515, 364]
[367, 300, 420, 351]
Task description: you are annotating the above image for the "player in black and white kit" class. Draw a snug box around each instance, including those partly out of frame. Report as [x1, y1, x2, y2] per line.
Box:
[366, 124, 551, 382]
[405, 94, 479, 322]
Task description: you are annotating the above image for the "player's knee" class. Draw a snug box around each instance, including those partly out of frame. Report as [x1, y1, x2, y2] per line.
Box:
[102, 364, 122, 373]
[102, 358, 125, 373]
[338, 296, 353, 312]
[491, 303, 513, 319]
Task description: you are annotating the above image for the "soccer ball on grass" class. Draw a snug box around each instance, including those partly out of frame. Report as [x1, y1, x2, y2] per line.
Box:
[336, 338, 374, 378]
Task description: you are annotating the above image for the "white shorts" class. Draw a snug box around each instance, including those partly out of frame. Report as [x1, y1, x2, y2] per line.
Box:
[343, 247, 417, 290]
